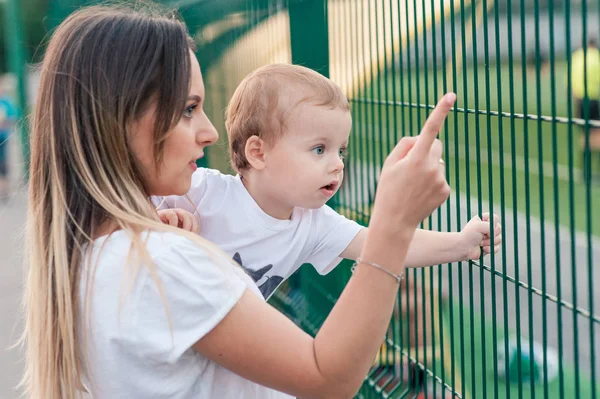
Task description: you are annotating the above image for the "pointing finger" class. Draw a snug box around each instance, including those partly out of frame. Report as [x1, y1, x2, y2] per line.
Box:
[412, 93, 456, 157]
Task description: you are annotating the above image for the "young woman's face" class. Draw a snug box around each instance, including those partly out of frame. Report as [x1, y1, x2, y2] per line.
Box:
[129, 51, 218, 196]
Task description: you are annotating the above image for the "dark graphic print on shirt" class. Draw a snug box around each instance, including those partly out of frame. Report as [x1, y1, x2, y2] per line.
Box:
[233, 252, 284, 299]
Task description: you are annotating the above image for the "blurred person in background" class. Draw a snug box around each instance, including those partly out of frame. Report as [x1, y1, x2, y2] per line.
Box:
[571, 37, 600, 183]
[0, 83, 17, 200]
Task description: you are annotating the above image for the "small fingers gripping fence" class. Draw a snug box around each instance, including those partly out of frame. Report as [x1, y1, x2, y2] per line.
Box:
[36, 0, 599, 397]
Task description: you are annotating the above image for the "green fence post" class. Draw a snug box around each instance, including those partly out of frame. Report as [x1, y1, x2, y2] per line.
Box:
[4, 0, 29, 173]
[289, 0, 329, 77]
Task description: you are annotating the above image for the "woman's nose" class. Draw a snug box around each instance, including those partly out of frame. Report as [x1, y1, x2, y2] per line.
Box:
[196, 116, 219, 146]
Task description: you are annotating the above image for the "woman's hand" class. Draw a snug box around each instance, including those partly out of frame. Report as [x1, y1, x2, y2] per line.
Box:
[370, 93, 455, 236]
[157, 208, 200, 234]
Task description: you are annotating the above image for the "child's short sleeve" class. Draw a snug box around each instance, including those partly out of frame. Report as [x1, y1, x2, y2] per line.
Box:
[152, 168, 223, 212]
[127, 234, 248, 364]
[305, 205, 363, 275]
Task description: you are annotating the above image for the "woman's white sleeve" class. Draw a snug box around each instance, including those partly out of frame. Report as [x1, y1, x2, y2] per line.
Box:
[127, 235, 247, 364]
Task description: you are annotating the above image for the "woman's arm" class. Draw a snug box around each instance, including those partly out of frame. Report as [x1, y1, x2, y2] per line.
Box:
[194, 224, 413, 399]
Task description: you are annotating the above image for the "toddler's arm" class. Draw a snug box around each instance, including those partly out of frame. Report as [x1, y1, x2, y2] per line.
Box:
[341, 213, 502, 267]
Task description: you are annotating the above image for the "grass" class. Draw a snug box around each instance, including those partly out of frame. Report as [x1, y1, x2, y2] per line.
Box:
[441, 302, 598, 399]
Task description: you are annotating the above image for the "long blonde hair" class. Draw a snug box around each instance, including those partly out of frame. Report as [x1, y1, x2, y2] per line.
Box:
[21, 3, 219, 397]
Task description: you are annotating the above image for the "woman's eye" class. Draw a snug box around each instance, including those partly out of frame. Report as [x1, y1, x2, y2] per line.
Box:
[311, 146, 325, 155]
[183, 104, 198, 119]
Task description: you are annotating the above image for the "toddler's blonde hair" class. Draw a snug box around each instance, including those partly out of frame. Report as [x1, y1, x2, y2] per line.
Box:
[225, 64, 349, 173]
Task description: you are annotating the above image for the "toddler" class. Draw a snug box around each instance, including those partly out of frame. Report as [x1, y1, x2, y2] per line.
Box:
[155, 64, 501, 299]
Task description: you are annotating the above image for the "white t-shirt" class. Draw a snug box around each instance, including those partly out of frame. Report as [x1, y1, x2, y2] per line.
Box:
[79, 230, 293, 399]
[154, 168, 363, 299]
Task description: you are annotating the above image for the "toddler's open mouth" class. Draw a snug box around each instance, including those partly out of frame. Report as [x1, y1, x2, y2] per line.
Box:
[320, 181, 338, 197]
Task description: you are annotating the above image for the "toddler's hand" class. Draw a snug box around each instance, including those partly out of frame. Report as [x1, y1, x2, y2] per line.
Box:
[158, 208, 200, 234]
[460, 213, 502, 261]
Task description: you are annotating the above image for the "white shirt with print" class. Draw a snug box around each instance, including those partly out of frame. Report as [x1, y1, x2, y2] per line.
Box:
[154, 168, 363, 299]
[80, 231, 293, 399]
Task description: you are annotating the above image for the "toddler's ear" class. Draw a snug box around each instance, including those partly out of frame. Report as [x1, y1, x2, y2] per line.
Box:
[245, 135, 267, 171]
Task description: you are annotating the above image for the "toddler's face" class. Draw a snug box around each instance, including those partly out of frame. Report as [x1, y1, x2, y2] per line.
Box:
[261, 103, 352, 211]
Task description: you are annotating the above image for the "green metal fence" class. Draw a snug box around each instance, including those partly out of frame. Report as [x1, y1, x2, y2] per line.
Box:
[11, 0, 600, 397]
[187, 1, 600, 397]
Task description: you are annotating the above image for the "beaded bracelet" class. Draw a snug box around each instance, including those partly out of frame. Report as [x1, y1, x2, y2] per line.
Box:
[351, 257, 405, 284]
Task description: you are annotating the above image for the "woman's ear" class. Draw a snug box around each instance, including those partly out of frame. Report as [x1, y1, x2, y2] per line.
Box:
[245, 135, 267, 171]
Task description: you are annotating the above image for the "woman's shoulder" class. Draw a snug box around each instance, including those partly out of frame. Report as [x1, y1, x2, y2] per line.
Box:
[82, 230, 252, 373]
[91, 230, 221, 273]
[146, 230, 206, 251]
[96, 229, 201, 253]
[89, 229, 249, 296]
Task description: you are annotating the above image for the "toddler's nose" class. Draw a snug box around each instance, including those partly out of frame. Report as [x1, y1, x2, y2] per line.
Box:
[330, 155, 344, 173]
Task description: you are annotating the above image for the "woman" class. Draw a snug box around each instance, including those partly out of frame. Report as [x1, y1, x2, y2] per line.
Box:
[22, 3, 453, 398]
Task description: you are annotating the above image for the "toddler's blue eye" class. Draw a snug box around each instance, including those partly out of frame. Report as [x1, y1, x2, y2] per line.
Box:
[312, 146, 325, 155]
[339, 148, 347, 158]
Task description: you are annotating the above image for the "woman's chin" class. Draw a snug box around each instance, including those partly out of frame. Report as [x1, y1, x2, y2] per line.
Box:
[172, 184, 191, 196]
